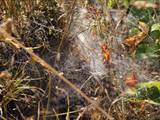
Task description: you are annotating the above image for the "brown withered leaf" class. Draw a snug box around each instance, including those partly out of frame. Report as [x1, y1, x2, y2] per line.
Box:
[122, 21, 149, 52]
[101, 44, 110, 63]
[123, 32, 146, 47]
[125, 72, 138, 88]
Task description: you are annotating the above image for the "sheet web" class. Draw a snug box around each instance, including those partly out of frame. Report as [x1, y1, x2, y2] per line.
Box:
[66, 7, 151, 85]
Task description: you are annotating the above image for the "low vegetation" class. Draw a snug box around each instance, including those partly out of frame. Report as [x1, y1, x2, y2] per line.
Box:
[0, 0, 159, 120]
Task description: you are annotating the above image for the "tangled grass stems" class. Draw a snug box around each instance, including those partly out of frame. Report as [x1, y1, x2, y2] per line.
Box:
[0, 18, 114, 120]
[56, 0, 77, 61]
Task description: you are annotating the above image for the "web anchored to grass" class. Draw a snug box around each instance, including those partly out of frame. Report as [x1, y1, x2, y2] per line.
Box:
[0, 18, 114, 120]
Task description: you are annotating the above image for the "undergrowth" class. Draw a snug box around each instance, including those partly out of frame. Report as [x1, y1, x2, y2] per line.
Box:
[0, 0, 160, 120]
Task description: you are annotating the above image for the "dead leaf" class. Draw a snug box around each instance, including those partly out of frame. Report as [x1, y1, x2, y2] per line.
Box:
[122, 21, 149, 52]
[123, 32, 146, 47]
[125, 72, 138, 88]
[101, 44, 110, 63]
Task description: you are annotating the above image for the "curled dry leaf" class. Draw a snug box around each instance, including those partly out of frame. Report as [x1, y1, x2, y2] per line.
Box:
[123, 32, 146, 47]
[122, 21, 149, 49]
[125, 72, 138, 88]
[101, 44, 110, 63]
